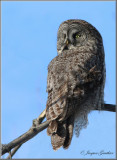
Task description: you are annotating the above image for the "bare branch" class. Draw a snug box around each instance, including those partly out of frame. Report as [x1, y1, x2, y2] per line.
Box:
[3, 110, 47, 158]
[2, 121, 49, 156]
[95, 104, 116, 112]
[6, 144, 22, 159]
[2, 103, 115, 157]
[103, 104, 116, 112]
[33, 109, 46, 126]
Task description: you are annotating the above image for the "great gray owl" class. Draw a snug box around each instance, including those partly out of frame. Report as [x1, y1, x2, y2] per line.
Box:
[46, 19, 105, 150]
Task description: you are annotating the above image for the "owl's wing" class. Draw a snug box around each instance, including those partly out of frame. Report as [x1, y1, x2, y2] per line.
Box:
[46, 81, 68, 121]
[46, 54, 75, 150]
[46, 55, 70, 123]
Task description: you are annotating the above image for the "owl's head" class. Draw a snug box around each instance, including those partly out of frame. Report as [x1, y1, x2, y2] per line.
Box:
[57, 19, 103, 55]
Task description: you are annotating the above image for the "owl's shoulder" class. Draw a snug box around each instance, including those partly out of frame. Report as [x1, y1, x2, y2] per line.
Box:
[48, 51, 81, 71]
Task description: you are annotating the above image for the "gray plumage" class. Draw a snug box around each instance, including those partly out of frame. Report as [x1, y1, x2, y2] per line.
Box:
[46, 19, 105, 150]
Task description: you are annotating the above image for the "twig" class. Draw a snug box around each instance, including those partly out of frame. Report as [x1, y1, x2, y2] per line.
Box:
[2, 121, 49, 156]
[33, 109, 46, 126]
[7, 144, 22, 159]
[5, 109, 46, 158]
[9, 151, 12, 159]
[2, 103, 116, 157]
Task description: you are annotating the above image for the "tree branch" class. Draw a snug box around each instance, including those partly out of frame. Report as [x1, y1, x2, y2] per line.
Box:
[1, 103, 116, 157]
[2, 121, 49, 156]
[6, 145, 22, 159]
[102, 104, 116, 112]
[4, 109, 47, 158]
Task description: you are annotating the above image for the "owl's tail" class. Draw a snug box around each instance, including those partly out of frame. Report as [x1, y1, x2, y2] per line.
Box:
[47, 116, 74, 150]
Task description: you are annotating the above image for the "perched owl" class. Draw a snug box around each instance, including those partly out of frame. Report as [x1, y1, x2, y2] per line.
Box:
[46, 19, 105, 150]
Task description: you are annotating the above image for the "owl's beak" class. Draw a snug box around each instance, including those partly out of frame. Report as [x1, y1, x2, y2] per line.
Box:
[66, 40, 69, 45]
[63, 39, 69, 51]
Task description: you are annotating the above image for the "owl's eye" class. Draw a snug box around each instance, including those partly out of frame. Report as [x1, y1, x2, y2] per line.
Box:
[73, 33, 81, 39]
[75, 34, 81, 38]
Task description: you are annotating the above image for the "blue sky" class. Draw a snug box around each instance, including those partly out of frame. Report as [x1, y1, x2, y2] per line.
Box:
[1, 1, 116, 159]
